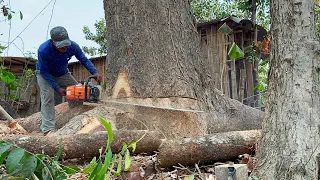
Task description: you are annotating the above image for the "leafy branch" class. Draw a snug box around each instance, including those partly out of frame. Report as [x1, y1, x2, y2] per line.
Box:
[0, 116, 139, 179]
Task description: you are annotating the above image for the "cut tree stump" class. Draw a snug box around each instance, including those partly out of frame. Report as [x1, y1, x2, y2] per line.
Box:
[55, 106, 122, 135]
[3, 130, 163, 159]
[157, 130, 261, 167]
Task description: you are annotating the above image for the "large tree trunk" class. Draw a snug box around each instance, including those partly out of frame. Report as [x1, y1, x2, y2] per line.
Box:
[254, 1, 320, 179]
[4, 130, 162, 159]
[104, 0, 263, 135]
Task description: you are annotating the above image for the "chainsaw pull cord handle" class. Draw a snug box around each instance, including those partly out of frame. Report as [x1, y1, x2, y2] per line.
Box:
[84, 75, 100, 101]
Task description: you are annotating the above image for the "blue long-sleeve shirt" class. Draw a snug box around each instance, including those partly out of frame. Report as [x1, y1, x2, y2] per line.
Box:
[36, 40, 98, 91]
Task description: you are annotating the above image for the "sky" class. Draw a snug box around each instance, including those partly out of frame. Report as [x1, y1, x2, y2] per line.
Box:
[0, 0, 105, 62]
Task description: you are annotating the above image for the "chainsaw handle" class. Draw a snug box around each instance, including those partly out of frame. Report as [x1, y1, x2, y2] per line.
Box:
[85, 75, 100, 85]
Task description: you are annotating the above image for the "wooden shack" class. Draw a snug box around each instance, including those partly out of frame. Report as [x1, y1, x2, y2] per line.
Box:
[68, 56, 106, 85]
[197, 16, 268, 107]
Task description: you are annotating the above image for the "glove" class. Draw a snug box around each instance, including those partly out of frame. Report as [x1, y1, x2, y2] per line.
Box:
[93, 73, 102, 83]
[58, 88, 66, 96]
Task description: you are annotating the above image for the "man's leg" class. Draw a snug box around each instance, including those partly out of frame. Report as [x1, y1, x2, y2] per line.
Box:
[36, 71, 56, 133]
[55, 72, 81, 108]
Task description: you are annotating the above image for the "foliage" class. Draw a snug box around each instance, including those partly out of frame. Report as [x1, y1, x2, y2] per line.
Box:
[82, 18, 108, 56]
[245, 37, 270, 105]
[190, 0, 249, 22]
[190, 0, 270, 30]
[0, 116, 140, 179]
[0, 140, 78, 179]
[82, 117, 141, 179]
[0, 2, 28, 102]
[1, 3, 23, 21]
[0, 66, 20, 101]
[24, 51, 37, 61]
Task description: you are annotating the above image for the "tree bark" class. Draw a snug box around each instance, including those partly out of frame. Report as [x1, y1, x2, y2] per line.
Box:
[3, 130, 162, 159]
[254, 1, 320, 179]
[157, 130, 260, 167]
[55, 106, 121, 135]
[3, 129, 260, 167]
[104, 0, 264, 135]
[18, 103, 94, 133]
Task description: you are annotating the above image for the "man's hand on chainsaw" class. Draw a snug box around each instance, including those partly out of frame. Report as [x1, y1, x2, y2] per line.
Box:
[58, 88, 66, 96]
[93, 73, 102, 83]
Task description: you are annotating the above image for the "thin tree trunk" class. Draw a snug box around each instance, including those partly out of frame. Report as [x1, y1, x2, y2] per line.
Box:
[254, 1, 320, 179]
[104, 0, 263, 135]
[251, 0, 261, 108]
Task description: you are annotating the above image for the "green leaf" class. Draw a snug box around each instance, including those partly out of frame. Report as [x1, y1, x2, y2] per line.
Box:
[128, 141, 137, 153]
[124, 150, 131, 171]
[99, 117, 114, 148]
[0, 141, 12, 155]
[19, 11, 23, 20]
[54, 138, 63, 161]
[218, 22, 232, 34]
[185, 174, 195, 180]
[8, 13, 12, 20]
[228, 42, 245, 59]
[21, 154, 37, 178]
[114, 154, 122, 176]
[120, 143, 127, 155]
[8, 94, 19, 100]
[8, 83, 18, 91]
[0, 151, 8, 165]
[62, 166, 79, 175]
[96, 148, 113, 179]
[254, 84, 264, 91]
[6, 148, 25, 173]
[83, 157, 98, 174]
[1, 71, 16, 84]
[88, 161, 102, 180]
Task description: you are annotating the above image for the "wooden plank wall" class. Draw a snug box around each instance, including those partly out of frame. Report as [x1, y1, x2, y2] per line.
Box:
[69, 57, 106, 85]
[205, 23, 229, 97]
[199, 22, 255, 106]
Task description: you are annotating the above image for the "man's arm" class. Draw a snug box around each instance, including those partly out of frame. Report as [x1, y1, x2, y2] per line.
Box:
[38, 50, 60, 91]
[73, 42, 98, 75]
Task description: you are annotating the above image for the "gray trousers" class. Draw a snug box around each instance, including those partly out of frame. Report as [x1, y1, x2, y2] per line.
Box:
[36, 71, 78, 133]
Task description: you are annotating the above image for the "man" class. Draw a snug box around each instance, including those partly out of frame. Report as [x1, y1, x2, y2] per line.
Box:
[36, 26, 102, 135]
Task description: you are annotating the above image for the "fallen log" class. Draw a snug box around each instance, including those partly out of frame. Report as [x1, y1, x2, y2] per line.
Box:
[3, 130, 163, 159]
[157, 130, 261, 167]
[18, 103, 95, 133]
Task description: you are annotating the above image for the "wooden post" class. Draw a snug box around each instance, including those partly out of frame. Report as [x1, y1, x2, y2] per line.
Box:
[246, 62, 254, 106]
[231, 59, 238, 100]
[239, 69, 246, 103]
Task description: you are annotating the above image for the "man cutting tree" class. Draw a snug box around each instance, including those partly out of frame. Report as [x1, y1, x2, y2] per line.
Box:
[36, 26, 102, 135]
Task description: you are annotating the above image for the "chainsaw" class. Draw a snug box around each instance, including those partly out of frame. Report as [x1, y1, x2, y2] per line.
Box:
[66, 75, 102, 103]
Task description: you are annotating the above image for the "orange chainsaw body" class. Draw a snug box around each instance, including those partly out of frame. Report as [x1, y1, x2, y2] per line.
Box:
[66, 84, 90, 100]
